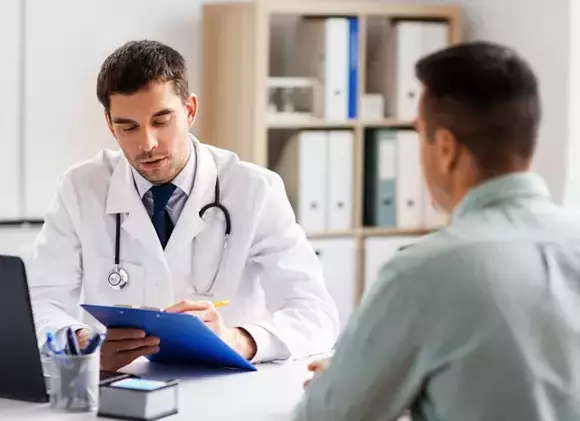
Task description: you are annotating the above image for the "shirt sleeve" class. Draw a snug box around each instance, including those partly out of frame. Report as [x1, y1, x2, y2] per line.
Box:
[240, 324, 290, 363]
[245, 172, 340, 362]
[291, 262, 431, 421]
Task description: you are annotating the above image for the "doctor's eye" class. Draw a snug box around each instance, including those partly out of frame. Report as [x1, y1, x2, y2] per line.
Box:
[121, 125, 138, 133]
[153, 115, 172, 127]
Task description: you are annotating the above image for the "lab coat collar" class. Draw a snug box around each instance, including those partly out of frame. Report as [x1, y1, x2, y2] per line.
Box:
[453, 171, 551, 220]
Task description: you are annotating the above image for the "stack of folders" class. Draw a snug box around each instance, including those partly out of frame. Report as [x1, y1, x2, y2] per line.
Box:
[275, 130, 354, 235]
[364, 129, 447, 230]
[294, 16, 359, 120]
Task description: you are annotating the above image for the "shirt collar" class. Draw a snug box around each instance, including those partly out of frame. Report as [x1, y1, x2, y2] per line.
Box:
[453, 171, 551, 220]
[130, 137, 195, 198]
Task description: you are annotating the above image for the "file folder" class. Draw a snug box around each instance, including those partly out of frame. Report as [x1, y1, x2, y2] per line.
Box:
[310, 238, 356, 331]
[388, 21, 423, 120]
[387, 21, 449, 120]
[296, 18, 349, 120]
[396, 131, 423, 229]
[81, 304, 256, 372]
[275, 131, 328, 234]
[364, 129, 397, 227]
[327, 130, 354, 231]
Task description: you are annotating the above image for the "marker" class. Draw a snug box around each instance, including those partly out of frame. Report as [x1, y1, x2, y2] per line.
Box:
[213, 300, 229, 309]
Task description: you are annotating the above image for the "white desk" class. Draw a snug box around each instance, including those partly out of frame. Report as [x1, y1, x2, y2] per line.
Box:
[0, 357, 315, 421]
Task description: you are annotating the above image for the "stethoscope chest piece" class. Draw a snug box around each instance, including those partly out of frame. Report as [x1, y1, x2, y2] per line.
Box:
[108, 265, 129, 290]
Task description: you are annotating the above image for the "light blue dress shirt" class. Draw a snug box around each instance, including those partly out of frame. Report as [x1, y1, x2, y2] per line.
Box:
[293, 172, 580, 421]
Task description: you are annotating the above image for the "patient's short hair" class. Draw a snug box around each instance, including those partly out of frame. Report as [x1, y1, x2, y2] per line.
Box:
[415, 41, 541, 170]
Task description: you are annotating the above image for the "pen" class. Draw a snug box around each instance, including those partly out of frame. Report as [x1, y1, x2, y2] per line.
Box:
[46, 332, 64, 355]
[66, 326, 80, 355]
[82, 333, 105, 355]
[213, 300, 230, 309]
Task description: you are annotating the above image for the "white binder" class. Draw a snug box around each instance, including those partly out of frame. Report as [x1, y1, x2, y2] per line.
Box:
[388, 21, 449, 120]
[296, 18, 349, 120]
[363, 236, 422, 295]
[324, 18, 349, 120]
[274, 131, 328, 234]
[309, 238, 357, 331]
[388, 21, 423, 120]
[421, 22, 449, 56]
[396, 131, 423, 229]
[327, 131, 354, 231]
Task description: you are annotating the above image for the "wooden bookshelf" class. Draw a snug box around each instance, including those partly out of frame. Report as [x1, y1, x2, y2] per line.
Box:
[200, 0, 461, 313]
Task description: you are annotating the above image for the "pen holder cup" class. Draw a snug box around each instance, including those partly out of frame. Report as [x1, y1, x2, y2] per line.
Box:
[47, 352, 100, 412]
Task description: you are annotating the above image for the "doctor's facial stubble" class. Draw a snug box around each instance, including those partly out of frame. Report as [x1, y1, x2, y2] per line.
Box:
[106, 80, 198, 185]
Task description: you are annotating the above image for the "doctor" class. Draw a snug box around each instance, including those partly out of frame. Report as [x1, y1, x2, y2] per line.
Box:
[27, 40, 339, 371]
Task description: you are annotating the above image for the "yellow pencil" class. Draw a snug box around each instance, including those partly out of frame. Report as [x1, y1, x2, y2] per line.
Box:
[213, 300, 230, 309]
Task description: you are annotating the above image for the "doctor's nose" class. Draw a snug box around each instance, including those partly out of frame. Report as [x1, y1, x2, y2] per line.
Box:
[139, 131, 159, 153]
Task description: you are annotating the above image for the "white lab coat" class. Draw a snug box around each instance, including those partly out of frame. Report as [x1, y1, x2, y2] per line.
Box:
[27, 139, 339, 362]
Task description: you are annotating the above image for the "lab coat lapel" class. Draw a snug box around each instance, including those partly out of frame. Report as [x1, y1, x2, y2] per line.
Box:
[164, 142, 216, 258]
[105, 155, 166, 262]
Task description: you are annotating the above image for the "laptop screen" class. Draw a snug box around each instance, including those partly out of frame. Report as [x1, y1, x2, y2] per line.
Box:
[0, 255, 48, 403]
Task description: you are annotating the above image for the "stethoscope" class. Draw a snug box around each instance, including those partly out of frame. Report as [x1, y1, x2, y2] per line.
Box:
[107, 144, 232, 296]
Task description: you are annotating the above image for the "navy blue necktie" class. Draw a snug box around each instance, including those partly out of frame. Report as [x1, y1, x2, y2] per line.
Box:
[150, 184, 177, 249]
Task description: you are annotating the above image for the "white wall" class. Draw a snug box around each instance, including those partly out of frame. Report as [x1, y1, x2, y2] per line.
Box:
[0, 0, 23, 219]
[380, 0, 572, 205]
[563, 0, 580, 211]
[2, 0, 204, 221]
[0, 0, 206, 255]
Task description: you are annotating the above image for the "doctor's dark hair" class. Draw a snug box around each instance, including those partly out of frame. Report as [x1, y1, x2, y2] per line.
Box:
[415, 41, 541, 171]
[96, 40, 189, 113]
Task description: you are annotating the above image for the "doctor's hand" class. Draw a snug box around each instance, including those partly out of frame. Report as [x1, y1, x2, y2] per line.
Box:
[303, 358, 331, 389]
[98, 328, 160, 372]
[165, 300, 258, 360]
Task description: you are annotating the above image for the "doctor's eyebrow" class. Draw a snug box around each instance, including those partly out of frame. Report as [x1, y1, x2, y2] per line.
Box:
[111, 109, 174, 126]
[151, 109, 174, 118]
[112, 117, 137, 125]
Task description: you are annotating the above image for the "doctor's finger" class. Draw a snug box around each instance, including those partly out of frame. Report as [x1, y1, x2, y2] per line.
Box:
[105, 336, 160, 353]
[105, 328, 146, 341]
[164, 299, 213, 313]
[200, 307, 220, 323]
[121, 345, 160, 361]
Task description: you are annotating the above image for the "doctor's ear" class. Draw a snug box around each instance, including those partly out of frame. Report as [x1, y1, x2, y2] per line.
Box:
[185, 93, 198, 126]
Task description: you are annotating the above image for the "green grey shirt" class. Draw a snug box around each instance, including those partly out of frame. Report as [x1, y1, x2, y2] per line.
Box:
[293, 172, 580, 421]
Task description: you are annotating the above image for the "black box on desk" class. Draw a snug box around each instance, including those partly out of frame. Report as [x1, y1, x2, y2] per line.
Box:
[98, 377, 178, 421]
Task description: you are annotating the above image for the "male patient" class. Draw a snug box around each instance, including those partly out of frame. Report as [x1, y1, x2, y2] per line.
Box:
[293, 41, 580, 421]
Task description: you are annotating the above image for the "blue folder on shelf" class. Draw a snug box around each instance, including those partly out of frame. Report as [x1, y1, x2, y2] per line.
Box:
[81, 304, 256, 372]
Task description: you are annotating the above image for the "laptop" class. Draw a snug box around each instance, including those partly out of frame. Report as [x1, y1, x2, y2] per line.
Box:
[0, 255, 48, 403]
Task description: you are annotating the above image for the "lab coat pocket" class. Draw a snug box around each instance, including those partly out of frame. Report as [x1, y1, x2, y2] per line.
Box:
[83, 257, 146, 307]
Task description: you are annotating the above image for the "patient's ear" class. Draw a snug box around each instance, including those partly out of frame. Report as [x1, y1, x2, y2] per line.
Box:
[435, 128, 460, 175]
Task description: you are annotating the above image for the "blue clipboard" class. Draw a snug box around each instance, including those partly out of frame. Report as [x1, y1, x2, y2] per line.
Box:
[81, 304, 256, 372]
